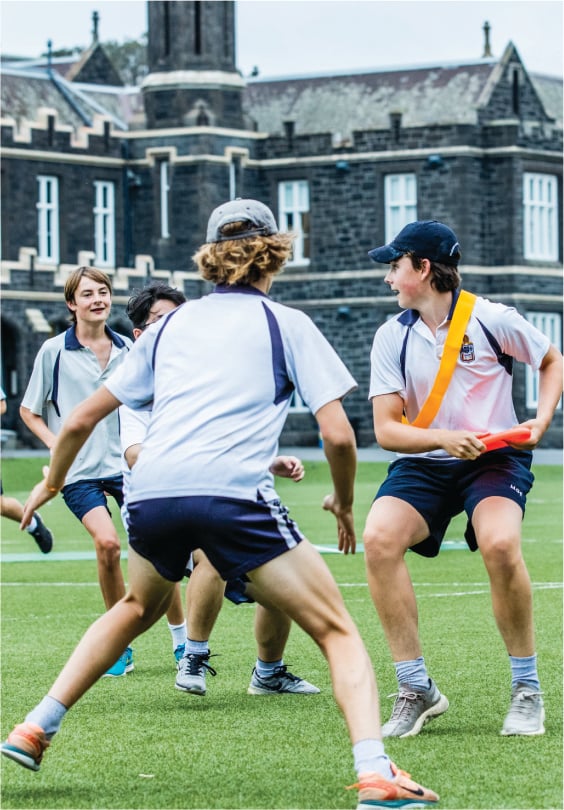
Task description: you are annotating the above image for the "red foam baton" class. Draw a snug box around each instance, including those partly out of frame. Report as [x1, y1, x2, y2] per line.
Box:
[479, 427, 532, 452]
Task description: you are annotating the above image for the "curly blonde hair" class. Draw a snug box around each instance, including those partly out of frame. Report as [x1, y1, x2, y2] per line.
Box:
[193, 221, 295, 286]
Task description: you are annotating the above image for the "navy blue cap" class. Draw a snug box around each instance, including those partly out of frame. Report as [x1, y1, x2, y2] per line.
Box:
[368, 220, 461, 266]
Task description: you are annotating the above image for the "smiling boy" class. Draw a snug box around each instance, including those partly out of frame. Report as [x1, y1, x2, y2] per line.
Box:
[20, 267, 133, 676]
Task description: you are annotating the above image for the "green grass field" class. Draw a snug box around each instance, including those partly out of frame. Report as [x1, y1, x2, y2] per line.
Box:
[1, 457, 562, 810]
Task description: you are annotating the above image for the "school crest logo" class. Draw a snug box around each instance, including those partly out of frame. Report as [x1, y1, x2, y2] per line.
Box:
[460, 334, 475, 362]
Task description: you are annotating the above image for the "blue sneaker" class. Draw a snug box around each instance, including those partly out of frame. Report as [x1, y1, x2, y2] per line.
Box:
[103, 648, 132, 678]
[174, 643, 186, 666]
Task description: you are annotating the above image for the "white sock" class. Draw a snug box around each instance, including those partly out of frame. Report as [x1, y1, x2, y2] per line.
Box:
[168, 622, 187, 650]
[26, 516, 38, 533]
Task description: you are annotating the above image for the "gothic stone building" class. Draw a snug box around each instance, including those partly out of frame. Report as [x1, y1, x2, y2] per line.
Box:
[1, 1, 562, 447]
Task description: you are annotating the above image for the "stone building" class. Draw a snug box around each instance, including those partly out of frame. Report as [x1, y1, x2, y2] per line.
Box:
[1, 1, 562, 447]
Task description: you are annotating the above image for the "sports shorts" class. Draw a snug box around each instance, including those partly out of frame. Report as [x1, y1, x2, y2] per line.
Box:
[62, 474, 124, 522]
[127, 494, 304, 583]
[374, 448, 534, 557]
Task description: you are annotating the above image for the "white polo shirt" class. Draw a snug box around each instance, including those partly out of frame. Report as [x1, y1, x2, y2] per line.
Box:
[21, 325, 132, 485]
[106, 285, 357, 503]
[369, 294, 549, 459]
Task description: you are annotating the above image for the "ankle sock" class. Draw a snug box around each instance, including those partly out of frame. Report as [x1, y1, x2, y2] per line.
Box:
[168, 622, 187, 650]
[353, 738, 393, 780]
[509, 654, 540, 690]
[394, 656, 430, 691]
[255, 658, 283, 678]
[185, 638, 209, 656]
[25, 695, 67, 740]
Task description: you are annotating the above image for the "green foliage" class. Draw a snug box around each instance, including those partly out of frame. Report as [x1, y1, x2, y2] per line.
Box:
[102, 35, 148, 87]
[1, 459, 562, 809]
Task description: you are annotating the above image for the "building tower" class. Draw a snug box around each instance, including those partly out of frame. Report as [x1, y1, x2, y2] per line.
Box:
[142, 1, 246, 129]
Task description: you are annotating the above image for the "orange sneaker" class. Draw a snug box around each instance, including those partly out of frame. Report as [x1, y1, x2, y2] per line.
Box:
[348, 762, 439, 808]
[1, 722, 49, 771]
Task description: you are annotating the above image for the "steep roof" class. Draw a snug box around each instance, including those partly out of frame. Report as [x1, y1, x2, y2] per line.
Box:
[1, 42, 561, 139]
[243, 44, 562, 141]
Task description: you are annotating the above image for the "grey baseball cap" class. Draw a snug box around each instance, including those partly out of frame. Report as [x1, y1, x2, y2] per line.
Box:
[206, 198, 279, 243]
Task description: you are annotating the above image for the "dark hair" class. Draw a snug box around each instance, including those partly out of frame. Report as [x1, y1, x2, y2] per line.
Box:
[409, 253, 461, 292]
[126, 282, 186, 329]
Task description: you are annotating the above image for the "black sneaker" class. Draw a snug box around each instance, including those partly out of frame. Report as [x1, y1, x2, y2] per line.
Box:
[29, 513, 53, 553]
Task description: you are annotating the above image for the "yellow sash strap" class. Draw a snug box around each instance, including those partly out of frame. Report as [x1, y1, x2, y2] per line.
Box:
[405, 289, 477, 428]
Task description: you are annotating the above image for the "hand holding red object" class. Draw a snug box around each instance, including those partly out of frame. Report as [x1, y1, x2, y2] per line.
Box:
[478, 427, 532, 452]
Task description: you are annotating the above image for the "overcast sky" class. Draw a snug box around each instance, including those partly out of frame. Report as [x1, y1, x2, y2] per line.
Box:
[1, 0, 562, 78]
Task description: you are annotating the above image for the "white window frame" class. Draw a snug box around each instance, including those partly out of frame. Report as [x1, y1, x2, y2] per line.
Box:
[36, 175, 59, 263]
[384, 173, 417, 244]
[160, 161, 170, 239]
[278, 180, 310, 265]
[94, 181, 116, 268]
[523, 173, 558, 261]
[525, 311, 562, 409]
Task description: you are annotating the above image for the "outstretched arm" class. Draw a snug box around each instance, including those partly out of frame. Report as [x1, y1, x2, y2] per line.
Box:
[316, 399, 357, 554]
[21, 386, 122, 528]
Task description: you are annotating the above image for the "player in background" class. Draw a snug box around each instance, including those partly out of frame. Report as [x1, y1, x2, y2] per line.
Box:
[3, 200, 439, 808]
[122, 281, 319, 696]
[364, 220, 563, 738]
[19, 267, 133, 677]
[0, 386, 53, 553]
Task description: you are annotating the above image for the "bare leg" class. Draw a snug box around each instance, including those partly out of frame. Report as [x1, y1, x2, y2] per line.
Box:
[166, 583, 185, 626]
[248, 540, 380, 743]
[82, 506, 126, 609]
[363, 496, 429, 662]
[185, 550, 225, 641]
[0, 495, 24, 522]
[48, 548, 175, 708]
[244, 580, 291, 662]
[472, 497, 535, 656]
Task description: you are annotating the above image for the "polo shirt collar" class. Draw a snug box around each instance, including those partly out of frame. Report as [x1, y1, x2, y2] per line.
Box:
[213, 283, 269, 298]
[64, 325, 127, 351]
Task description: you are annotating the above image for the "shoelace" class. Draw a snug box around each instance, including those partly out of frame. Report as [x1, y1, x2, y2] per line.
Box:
[181, 653, 217, 678]
[267, 665, 299, 682]
[511, 689, 543, 715]
[387, 690, 423, 720]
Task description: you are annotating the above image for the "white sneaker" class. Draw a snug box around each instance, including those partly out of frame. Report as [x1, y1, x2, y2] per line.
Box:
[501, 684, 545, 736]
[175, 651, 216, 695]
[382, 679, 449, 738]
[247, 665, 320, 695]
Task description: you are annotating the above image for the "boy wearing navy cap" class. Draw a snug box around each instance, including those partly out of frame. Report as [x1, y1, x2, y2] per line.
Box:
[364, 220, 563, 738]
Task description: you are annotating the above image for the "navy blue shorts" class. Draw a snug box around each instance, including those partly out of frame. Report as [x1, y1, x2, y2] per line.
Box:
[375, 448, 534, 557]
[62, 474, 124, 522]
[127, 495, 304, 583]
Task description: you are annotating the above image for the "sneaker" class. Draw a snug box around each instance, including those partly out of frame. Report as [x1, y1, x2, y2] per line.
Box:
[382, 679, 449, 738]
[29, 513, 53, 554]
[348, 762, 439, 809]
[1, 722, 50, 772]
[124, 647, 134, 673]
[103, 649, 129, 677]
[175, 651, 217, 695]
[173, 643, 186, 666]
[247, 665, 320, 695]
[501, 683, 545, 736]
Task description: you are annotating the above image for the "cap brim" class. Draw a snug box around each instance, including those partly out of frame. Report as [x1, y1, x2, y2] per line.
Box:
[367, 245, 404, 263]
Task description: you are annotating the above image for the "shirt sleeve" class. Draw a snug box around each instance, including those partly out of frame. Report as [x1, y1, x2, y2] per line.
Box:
[368, 320, 407, 400]
[281, 309, 357, 414]
[484, 303, 551, 370]
[20, 340, 55, 414]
